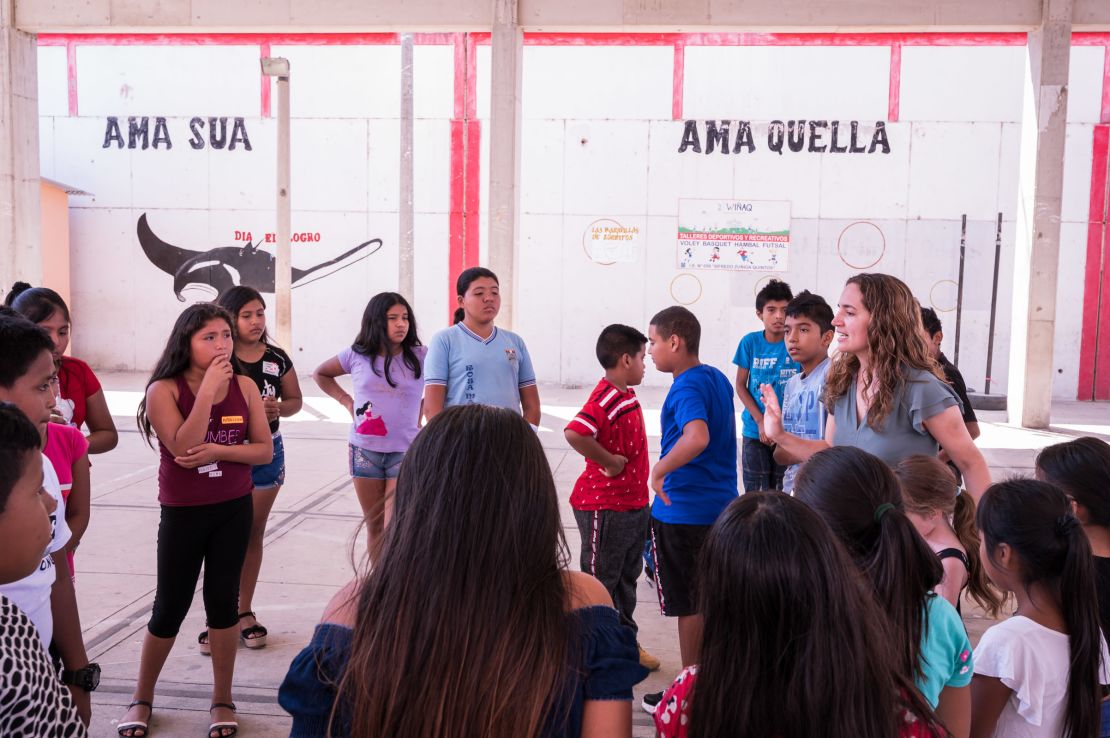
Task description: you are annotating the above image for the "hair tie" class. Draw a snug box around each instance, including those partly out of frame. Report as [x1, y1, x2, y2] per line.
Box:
[874, 502, 896, 523]
[1055, 515, 1079, 538]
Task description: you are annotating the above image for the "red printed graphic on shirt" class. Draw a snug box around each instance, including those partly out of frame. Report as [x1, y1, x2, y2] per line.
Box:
[355, 401, 388, 437]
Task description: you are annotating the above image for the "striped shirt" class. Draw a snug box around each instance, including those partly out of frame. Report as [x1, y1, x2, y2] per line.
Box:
[566, 379, 649, 511]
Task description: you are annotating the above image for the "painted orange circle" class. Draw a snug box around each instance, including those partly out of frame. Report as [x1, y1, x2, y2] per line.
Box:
[930, 279, 960, 313]
[582, 218, 622, 266]
[669, 273, 704, 306]
[837, 221, 886, 270]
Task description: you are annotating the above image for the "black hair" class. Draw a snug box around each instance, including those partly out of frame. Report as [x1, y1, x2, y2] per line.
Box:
[0, 310, 56, 388]
[650, 306, 701, 355]
[452, 267, 499, 325]
[351, 292, 423, 388]
[794, 446, 943, 682]
[216, 286, 274, 345]
[919, 306, 942, 337]
[595, 324, 647, 369]
[136, 303, 237, 446]
[978, 479, 1101, 738]
[1036, 437, 1110, 528]
[0, 402, 43, 513]
[755, 278, 793, 312]
[785, 290, 834, 334]
[690, 492, 943, 737]
[5, 281, 71, 324]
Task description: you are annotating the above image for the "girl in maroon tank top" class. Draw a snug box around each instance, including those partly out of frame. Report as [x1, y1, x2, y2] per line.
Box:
[119, 304, 272, 738]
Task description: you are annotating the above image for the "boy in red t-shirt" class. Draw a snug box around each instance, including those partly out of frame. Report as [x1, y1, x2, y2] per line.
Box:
[564, 324, 659, 671]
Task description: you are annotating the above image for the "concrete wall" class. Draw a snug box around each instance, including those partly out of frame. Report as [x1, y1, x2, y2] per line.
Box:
[37, 36, 1107, 397]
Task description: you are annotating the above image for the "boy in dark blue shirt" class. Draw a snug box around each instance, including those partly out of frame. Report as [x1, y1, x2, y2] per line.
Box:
[733, 279, 799, 491]
[642, 306, 737, 714]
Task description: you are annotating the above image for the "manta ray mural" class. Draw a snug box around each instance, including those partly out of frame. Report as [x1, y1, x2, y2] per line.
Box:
[137, 213, 383, 300]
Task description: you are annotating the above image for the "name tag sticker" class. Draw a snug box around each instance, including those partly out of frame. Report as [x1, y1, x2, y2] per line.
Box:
[262, 361, 280, 376]
[221, 415, 244, 425]
[198, 463, 219, 474]
[208, 470, 223, 478]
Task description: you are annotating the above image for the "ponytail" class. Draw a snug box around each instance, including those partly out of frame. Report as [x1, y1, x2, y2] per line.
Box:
[453, 307, 465, 325]
[951, 492, 1005, 616]
[895, 455, 1006, 617]
[865, 503, 943, 681]
[1058, 515, 1101, 738]
[978, 480, 1102, 738]
[796, 447, 942, 683]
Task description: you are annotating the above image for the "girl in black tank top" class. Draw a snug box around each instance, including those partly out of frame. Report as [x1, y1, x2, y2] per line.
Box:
[217, 287, 303, 652]
[894, 455, 1004, 617]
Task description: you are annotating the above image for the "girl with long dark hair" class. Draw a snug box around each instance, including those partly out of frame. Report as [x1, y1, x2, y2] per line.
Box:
[313, 292, 424, 553]
[795, 446, 973, 738]
[424, 267, 541, 426]
[215, 286, 303, 650]
[278, 404, 647, 737]
[894, 455, 1004, 616]
[654, 492, 948, 738]
[971, 479, 1108, 738]
[119, 303, 272, 738]
[6, 282, 118, 454]
[761, 273, 990, 501]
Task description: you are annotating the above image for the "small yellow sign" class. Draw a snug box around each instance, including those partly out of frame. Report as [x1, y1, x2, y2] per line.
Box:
[221, 415, 244, 424]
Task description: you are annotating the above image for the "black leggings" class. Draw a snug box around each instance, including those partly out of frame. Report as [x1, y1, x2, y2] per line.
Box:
[148, 494, 253, 638]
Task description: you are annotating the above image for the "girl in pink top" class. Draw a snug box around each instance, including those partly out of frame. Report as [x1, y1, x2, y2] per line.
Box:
[42, 419, 89, 578]
[118, 303, 271, 738]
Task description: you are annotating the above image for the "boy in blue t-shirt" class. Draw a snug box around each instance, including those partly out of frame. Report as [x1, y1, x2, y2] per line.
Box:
[732, 278, 799, 492]
[772, 291, 834, 493]
[641, 306, 737, 714]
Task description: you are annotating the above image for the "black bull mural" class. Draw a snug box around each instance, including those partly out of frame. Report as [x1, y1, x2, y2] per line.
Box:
[137, 213, 383, 300]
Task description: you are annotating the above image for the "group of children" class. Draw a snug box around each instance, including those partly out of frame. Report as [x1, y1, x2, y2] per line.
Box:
[3, 267, 1110, 738]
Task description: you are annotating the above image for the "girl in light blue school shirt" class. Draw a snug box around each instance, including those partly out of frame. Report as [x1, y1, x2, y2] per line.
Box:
[424, 267, 541, 426]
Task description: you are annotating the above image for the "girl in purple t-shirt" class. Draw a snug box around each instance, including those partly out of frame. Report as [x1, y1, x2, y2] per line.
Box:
[313, 292, 425, 555]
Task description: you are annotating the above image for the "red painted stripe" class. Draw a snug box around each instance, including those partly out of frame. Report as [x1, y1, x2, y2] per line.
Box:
[465, 33, 478, 120]
[448, 32, 472, 320]
[888, 42, 902, 123]
[1101, 45, 1110, 125]
[66, 41, 78, 116]
[519, 31, 1027, 47]
[448, 120, 466, 320]
[464, 119, 481, 269]
[672, 41, 684, 120]
[259, 42, 271, 118]
[39, 30, 1037, 49]
[1073, 33, 1110, 46]
[1079, 125, 1109, 400]
[1100, 171, 1110, 400]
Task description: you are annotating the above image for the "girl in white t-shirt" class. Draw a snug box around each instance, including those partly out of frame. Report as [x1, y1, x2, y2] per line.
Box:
[972, 479, 1108, 738]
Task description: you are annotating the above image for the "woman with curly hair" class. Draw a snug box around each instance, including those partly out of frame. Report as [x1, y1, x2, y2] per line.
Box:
[762, 273, 990, 502]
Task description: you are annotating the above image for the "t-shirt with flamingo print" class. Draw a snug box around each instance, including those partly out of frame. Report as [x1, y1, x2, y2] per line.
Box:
[337, 345, 427, 454]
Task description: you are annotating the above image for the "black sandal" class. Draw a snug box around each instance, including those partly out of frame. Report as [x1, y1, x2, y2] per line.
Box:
[238, 611, 268, 649]
[118, 700, 153, 737]
[208, 702, 238, 738]
[198, 629, 211, 656]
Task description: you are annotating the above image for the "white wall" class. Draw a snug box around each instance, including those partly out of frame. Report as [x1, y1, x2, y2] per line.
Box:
[38, 39, 1104, 398]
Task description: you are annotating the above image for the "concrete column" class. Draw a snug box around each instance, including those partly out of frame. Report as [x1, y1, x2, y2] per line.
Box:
[487, 0, 523, 329]
[399, 33, 415, 300]
[1006, 0, 1072, 429]
[0, 0, 42, 293]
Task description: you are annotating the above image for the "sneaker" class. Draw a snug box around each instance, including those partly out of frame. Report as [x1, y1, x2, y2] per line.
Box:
[641, 690, 664, 714]
[643, 564, 655, 583]
[638, 644, 661, 672]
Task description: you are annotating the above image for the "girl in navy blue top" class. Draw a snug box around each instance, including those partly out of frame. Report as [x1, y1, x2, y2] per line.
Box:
[279, 404, 647, 738]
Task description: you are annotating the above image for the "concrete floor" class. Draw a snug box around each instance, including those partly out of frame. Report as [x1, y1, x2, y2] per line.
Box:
[78, 373, 1109, 737]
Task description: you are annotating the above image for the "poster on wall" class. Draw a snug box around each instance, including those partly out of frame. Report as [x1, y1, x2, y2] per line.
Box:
[677, 199, 791, 271]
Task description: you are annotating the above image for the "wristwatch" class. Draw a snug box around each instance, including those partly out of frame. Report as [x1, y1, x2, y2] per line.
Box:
[60, 662, 101, 692]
